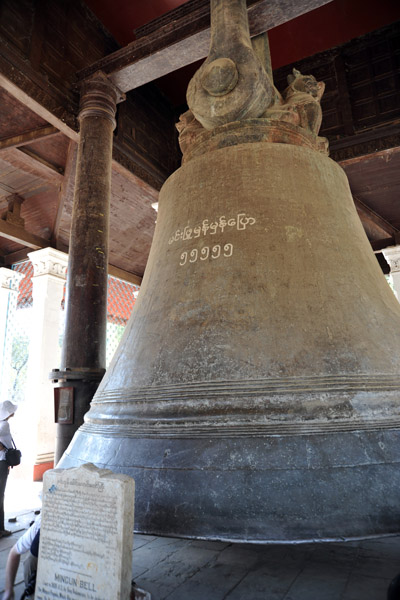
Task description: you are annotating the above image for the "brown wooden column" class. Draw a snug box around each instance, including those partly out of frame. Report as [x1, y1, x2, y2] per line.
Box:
[52, 72, 124, 464]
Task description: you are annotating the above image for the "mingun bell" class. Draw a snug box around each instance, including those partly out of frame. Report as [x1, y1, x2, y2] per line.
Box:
[61, 0, 400, 542]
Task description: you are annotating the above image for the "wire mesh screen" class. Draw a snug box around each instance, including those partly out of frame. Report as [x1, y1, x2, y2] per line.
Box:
[4, 261, 34, 404]
[106, 276, 139, 366]
[1, 262, 139, 405]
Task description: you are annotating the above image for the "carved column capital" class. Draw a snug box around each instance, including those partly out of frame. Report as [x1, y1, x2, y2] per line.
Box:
[0, 267, 24, 292]
[28, 247, 68, 279]
[79, 71, 125, 129]
[383, 246, 400, 273]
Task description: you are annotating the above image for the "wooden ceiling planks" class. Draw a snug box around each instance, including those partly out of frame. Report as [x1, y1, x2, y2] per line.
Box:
[0, 95, 61, 257]
[23, 133, 70, 174]
[0, 173, 58, 247]
[0, 87, 48, 138]
[55, 152, 159, 277]
[0, 147, 63, 184]
[52, 140, 78, 251]
[0, 155, 54, 199]
[23, 186, 59, 240]
[108, 166, 158, 276]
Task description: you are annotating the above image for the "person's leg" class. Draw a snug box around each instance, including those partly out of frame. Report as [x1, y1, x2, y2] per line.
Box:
[0, 460, 9, 531]
[23, 553, 38, 599]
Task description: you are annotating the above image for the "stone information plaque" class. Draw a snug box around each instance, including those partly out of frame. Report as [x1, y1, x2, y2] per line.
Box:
[35, 463, 135, 600]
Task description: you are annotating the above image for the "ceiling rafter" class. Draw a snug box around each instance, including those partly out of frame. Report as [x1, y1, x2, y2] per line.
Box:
[0, 125, 60, 151]
[0, 147, 64, 183]
[52, 141, 77, 247]
[0, 49, 78, 140]
[0, 218, 50, 249]
[354, 196, 399, 238]
[372, 235, 400, 253]
[78, 0, 334, 93]
[17, 147, 64, 177]
[108, 265, 142, 286]
[1, 247, 30, 266]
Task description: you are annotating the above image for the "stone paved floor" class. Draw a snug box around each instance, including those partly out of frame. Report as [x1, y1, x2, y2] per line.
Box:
[1, 480, 398, 599]
[130, 534, 399, 600]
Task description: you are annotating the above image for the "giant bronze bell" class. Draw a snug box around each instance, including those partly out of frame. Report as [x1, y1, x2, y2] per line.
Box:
[60, 0, 400, 542]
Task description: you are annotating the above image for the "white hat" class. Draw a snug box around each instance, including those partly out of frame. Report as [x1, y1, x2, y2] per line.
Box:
[0, 400, 18, 420]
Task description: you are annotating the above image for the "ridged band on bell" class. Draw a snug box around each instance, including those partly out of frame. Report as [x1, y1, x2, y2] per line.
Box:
[87, 374, 400, 431]
[61, 139, 400, 541]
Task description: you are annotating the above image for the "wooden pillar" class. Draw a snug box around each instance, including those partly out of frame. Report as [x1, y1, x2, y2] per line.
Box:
[52, 72, 124, 464]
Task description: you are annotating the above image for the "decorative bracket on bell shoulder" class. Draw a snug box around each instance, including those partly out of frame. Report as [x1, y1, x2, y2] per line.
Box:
[179, 1, 329, 160]
[186, 0, 274, 130]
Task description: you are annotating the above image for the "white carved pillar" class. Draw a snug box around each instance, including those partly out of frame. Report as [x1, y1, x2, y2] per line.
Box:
[26, 248, 68, 480]
[383, 246, 400, 302]
[0, 268, 24, 402]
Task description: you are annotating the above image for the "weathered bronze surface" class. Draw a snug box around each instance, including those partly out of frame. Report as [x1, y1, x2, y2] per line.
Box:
[60, 1, 400, 541]
[61, 137, 400, 541]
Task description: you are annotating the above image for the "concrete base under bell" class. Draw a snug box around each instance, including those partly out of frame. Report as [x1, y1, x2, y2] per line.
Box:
[60, 140, 400, 542]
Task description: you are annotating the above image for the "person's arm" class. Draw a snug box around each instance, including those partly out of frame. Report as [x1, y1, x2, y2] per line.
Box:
[2, 517, 41, 599]
[0, 421, 10, 451]
[1, 544, 20, 600]
[0, 422, 6, 450]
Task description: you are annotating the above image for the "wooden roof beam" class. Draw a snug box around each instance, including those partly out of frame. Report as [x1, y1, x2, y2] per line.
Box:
[0, 47, 78, 140]
[17, 147, 64, 178]
[354, 196, 399, 239]
[2, 248, 30, 266]
[78, 0, 334, 93]
[52, 141, 77, 247]
[4, 194, 25, 228]
[0, 218, 51, 249]
[0, 147, 64, 183]
[0, 126, 60, 151]
[108, 265, 142, 286]
[372, 235, 400, 253]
